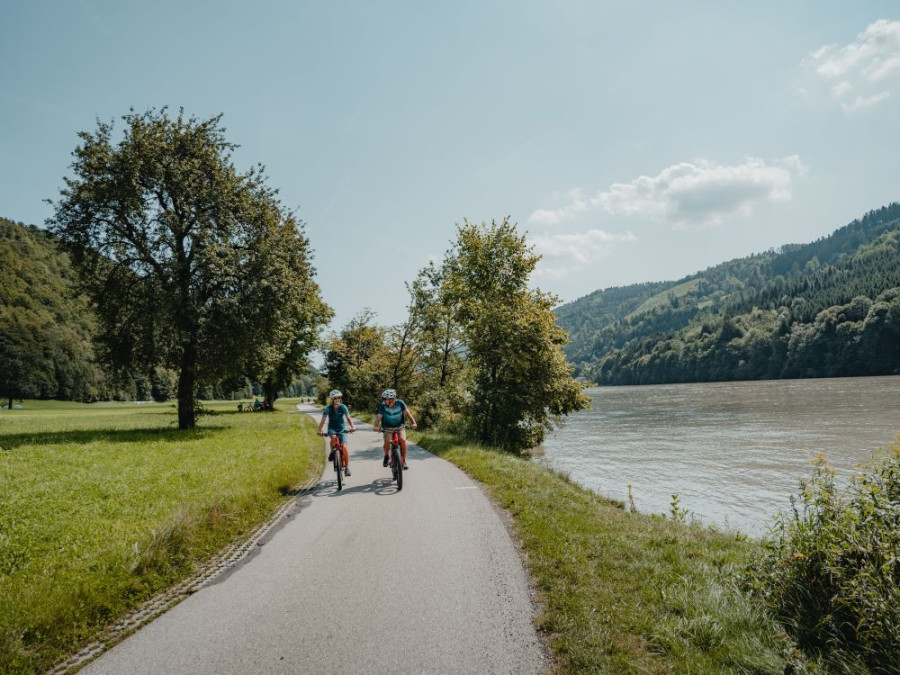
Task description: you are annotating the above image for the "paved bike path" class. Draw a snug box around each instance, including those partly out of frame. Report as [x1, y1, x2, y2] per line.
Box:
[82, 406, 546, 674]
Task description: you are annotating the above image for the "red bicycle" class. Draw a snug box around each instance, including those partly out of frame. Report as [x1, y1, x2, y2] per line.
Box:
[320, 430, 353, 491]
[387, 428, 403, 491]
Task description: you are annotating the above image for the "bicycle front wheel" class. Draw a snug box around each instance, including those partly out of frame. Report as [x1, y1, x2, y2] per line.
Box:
[392, 447, 403, 491]
[334, 450, 343, 491]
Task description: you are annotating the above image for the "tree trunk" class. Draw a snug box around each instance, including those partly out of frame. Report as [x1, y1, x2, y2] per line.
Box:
[177, 339, 197, 429]
[262, 377, 278, 409]
[7, 396, 12, 410]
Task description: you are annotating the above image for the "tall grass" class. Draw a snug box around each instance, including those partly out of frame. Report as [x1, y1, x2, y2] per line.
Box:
[414, 431, 792, 673]
[0, 400, 321, 673]
[746, 441, 900, 674]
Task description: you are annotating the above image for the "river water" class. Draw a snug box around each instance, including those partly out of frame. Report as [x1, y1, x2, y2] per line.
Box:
[540, 376, 900, 536]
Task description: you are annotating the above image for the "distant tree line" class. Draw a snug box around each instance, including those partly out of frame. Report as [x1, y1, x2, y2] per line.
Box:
[555, 204, 900, 384]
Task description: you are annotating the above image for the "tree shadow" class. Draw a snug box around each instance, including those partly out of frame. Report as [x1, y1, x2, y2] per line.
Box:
[0, 426, 229, 452]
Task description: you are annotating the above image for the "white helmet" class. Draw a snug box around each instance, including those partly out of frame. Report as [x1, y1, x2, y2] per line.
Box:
[381, 389, 397, 399]
[329, 390, 343, 399]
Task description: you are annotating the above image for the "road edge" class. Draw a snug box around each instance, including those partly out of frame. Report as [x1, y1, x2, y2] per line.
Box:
[48, 461, 325, 674]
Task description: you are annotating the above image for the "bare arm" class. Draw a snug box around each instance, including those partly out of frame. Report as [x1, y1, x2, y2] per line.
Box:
[404, 408, 418, 429]
[373, 413, 382, 432]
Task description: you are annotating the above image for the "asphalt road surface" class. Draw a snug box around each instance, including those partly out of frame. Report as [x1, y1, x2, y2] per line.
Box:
[82, 406, 546, 674]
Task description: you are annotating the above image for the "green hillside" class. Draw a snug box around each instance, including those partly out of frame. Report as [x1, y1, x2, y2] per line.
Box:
[0, 218, 110, 405]
[556, 204, 900, 384]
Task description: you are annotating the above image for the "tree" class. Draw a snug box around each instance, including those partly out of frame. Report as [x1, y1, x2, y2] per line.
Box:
[443, 218, 589, 451]
[322, 309, 391, 410]
[407, 261, 467, 428]
[48, 108, 331, 428]
[0, 312, 53, 410]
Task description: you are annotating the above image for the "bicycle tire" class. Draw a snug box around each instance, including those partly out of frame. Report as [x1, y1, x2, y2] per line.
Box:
[334, 441, 343, 491]
[392, 446, 403, 490]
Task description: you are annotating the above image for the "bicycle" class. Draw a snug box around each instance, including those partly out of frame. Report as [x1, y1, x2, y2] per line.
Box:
[320, 429, 353, 491]
[386, 427, 404, 491]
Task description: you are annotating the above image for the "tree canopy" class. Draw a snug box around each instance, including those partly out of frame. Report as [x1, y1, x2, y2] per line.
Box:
[48, 108, 331, 427]
[443, 219, 590, 450]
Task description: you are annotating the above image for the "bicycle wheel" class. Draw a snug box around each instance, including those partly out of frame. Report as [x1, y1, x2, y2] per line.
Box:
[334, 444, 343, 491]
[392, 447, 403, 491]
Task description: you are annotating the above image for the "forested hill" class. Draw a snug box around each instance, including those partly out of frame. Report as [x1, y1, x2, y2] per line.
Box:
[0, 217, 107, 403]
[555, 203, 900, 385]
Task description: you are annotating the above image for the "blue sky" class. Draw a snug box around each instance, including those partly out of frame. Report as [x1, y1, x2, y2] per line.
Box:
[3, 1, 899, 334]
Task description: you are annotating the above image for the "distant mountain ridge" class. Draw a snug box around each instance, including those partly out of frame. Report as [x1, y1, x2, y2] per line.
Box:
[555, 203, 900, 384]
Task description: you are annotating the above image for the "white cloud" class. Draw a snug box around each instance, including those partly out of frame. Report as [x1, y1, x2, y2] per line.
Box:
[528, 188, 588, 226]
[807, 19, 900, 112]
[831, 80, 854, 98]
[528, 156, 805, 230]
[841, 91, 891, 113]
[531, 229, 637, 279]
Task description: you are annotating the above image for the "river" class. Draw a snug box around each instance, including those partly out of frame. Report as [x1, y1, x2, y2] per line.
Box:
[540, 375, 900, 536]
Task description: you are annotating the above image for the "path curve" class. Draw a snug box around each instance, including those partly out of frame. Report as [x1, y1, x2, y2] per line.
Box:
[81, 406, 546, 674]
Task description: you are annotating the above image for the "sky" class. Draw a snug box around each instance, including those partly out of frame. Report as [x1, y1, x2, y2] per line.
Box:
[3, 1, 900, 336]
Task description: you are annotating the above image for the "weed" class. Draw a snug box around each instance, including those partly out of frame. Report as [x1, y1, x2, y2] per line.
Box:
[746, 441, 900, 673]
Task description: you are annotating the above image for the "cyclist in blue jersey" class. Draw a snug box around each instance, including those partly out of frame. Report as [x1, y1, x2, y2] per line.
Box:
[372, 388, 417, 470]
[317, 390, 356, 477]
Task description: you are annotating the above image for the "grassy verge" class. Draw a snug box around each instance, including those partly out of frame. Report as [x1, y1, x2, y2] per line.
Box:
[413, 431, 795, 674]
[0, 399, 321, 673]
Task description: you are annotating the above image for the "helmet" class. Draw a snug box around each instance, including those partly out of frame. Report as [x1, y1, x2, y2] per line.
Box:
[329, 390, 342, 399]
[381, 389, 397, 399]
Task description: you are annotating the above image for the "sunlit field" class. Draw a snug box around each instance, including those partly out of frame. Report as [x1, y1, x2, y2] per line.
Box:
[0, 398, 321, 673]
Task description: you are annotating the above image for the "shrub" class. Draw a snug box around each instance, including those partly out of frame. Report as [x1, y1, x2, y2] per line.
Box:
[746, 441, 900, 673]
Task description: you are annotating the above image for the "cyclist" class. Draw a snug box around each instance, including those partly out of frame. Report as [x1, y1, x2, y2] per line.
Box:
[372, 388, 417, 470]
[317, 390, 356, 477]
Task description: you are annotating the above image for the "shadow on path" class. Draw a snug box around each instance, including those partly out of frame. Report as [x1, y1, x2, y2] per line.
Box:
[311, 477, 401, 497]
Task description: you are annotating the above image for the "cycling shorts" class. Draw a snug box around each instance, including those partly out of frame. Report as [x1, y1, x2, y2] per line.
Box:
[381, 426, 406, 443]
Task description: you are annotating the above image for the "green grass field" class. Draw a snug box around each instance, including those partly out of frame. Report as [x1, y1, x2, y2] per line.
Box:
[0, 399, 322, 674]
[413, 431, 795, 674]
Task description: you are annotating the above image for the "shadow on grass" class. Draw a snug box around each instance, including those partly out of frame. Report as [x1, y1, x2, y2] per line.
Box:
[0, 426, 230, 451]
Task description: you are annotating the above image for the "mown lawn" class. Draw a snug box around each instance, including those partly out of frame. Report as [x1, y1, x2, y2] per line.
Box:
[414, 431, 796, 674]
[0, 399, 321, 674]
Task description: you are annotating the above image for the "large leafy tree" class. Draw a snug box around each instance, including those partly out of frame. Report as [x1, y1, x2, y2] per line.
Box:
[443, 218, 589, 451]
[48, 108, 331, 428]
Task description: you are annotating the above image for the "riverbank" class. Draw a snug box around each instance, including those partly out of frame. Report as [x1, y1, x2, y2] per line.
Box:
[413, 430, 794, 673]
[0, 400, 322, 674]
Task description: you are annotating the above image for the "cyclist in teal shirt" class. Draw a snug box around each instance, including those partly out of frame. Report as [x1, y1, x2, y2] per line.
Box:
[372, 388, 417, 470]
[317, 390, 356, 476]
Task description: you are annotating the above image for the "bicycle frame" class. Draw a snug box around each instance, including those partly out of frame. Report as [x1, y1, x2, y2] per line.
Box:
[387, 429, 403, 490]
[327, 432, 345, 491]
